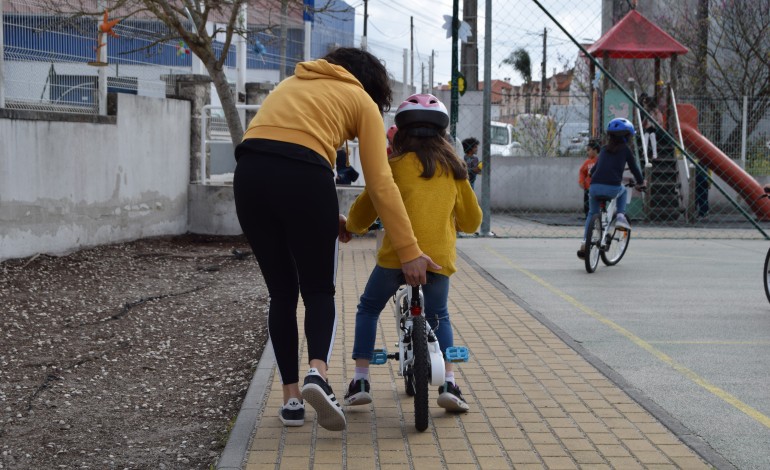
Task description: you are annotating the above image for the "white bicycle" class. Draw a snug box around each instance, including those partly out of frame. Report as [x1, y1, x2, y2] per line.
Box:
[371, 284, 468, 431]
[584, 182, 642, 273]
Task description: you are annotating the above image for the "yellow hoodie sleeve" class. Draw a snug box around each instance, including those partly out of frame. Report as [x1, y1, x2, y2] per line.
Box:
[454, 179, 483, 234]
[346, 188, 378, 234]
[353, 103, 421, 264]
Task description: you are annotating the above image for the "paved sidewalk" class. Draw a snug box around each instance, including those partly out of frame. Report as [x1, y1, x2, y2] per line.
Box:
[223, 237, 712, 469]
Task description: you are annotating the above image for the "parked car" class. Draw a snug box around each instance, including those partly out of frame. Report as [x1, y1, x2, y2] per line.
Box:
[565, 130, 590, 155]
[490, 121, 524, 157]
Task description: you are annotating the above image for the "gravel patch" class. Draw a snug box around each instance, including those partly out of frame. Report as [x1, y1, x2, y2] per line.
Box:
[0, 234, 268, 469]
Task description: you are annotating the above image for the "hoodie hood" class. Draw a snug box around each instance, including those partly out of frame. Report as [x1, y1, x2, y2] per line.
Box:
[294, 59, 363, 89]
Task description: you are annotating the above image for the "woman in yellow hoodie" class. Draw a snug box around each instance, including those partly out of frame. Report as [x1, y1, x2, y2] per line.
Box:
[234, 48, 439, 431]
[340, 94, 482, 413]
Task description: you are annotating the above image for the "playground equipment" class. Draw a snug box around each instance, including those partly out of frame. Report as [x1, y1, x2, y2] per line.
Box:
[677, 104, 770, 221]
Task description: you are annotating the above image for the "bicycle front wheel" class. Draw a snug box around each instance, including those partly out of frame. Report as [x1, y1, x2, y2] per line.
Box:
[601, 226, 631, 266]
[411, 315, 430, 432]
[584, 214, 601, 273]
[764, 248, 770, 304]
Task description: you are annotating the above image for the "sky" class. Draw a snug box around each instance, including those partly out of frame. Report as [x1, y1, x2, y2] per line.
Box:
[347, 0, 601, 89]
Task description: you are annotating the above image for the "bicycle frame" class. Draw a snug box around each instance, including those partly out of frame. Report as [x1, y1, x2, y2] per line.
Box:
[393, 285, 445, 386]
[597, 197, 618, 250]
[584, 187, 632, 273]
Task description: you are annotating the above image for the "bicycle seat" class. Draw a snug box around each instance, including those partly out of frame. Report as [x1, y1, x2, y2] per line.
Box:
[595, 196, 614, 203]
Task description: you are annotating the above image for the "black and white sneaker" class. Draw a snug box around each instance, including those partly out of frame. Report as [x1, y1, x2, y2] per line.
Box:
[437, 382, 470, 412]
[279, 398, 305, 427]
[343, 379, 372, 406]
[301, 368, 346, 431]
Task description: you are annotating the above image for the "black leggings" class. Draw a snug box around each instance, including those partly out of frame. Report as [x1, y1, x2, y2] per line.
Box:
[233, 141, 339, 385]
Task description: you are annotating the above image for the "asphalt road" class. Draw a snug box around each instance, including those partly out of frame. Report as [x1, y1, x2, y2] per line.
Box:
[458, 237, 770, 470]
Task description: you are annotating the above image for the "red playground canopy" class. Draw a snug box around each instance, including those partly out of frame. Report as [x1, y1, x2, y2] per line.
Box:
[587, 10, 688, 59]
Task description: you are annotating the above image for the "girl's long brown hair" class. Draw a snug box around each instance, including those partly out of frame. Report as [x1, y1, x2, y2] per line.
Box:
[392, 128, 469, 180]
[605, 133, 629, 153]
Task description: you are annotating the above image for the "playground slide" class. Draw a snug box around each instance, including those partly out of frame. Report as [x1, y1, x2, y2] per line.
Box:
[676, 103, 770, 221]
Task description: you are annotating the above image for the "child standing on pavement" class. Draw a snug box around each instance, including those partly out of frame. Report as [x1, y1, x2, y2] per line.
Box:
[340, 94, 482, 412]
[578, 139, 601, 215]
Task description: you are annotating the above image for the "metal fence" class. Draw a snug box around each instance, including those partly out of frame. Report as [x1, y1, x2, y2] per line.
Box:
[407, 0, 770, 240]
[4, 0, 770, 239]
[0, 0, 350, 113]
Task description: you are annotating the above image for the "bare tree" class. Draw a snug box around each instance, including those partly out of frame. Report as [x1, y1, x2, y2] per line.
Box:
[657, 0, 770, 151]
[45, 0, 342, 145]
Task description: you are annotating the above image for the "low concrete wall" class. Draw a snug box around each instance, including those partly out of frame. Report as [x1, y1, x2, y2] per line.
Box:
[486, 156, 585, 211]
[187, 183, 364, 235]
[0, 94, 191, 261]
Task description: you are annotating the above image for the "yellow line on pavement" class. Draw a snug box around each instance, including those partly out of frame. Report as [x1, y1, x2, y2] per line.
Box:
[648, 340, 770, 345]
[486, 246, 770, 430]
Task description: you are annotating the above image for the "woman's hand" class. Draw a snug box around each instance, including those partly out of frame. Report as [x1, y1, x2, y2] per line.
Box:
[338, 214, 353, 243]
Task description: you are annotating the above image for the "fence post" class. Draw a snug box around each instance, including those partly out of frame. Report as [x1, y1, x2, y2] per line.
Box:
[740, 95, 748, 168]
[1, 0, 5, 108]
[244, 81, 273, 127]
[164, 74, 211, 183]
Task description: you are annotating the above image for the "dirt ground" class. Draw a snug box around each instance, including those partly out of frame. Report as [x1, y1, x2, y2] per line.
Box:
[0, 234, 269, 470]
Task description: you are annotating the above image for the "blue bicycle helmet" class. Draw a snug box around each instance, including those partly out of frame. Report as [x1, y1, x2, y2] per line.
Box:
[606, 117, 635, 136]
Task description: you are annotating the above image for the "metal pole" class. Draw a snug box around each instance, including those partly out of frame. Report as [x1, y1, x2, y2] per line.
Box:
[480, 0, 492, 236]
[97, 2, 107, 115]
[0, 0, 5, 108]
[450, 0, 459, 140]
[540, 27, 546, 113]
[740, 95, 748, 168]
[361, 0, 368, 50]
[402, 48, 408, 101]
[410, 17, 414, 90]
[237, 3, 247, 92]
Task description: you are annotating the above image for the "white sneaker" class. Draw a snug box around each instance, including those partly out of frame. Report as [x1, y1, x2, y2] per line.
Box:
[615, 213, 631, 230]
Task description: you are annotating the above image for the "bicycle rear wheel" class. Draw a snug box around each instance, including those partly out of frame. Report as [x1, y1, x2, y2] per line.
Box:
[601, 225, 631, 266]
[411, 315, 430, 432]
[584, 214, 601, 273]
[764, 248, 770, 304]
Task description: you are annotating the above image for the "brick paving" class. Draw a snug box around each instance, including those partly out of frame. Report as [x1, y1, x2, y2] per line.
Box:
[240, 237, 710, 469]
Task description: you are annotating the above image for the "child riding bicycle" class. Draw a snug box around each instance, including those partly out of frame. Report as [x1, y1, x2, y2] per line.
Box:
[578, 118, 646, 259]
[341, 94, 482, 412]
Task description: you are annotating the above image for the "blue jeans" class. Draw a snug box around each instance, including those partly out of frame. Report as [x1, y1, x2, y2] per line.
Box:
[583, 183, 627, 241]
[352, 266, 453, 361]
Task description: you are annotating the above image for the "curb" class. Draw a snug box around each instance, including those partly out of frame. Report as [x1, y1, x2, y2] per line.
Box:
[216, 339, 275, 470]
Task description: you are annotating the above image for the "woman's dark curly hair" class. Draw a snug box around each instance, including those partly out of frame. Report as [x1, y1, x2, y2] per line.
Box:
[323, 47, 393, 113]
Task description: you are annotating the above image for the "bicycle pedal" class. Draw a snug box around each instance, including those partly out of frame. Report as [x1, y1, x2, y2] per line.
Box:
[445, 346, 469, 363]
[370, 349, 388, 365]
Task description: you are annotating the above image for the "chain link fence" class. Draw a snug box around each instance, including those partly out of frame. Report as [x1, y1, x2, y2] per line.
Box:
[4, 0, 770, 239]
[431, 0, 770, 240]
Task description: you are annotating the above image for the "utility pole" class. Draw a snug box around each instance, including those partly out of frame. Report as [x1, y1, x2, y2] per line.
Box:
[362, 0, 368, 50]
[461, 0, 478, 91]
[540, 27, 547, 114]
[421, 63, 425, 93]
[429, 50, 435, 93]
[410, 16, 414, 91]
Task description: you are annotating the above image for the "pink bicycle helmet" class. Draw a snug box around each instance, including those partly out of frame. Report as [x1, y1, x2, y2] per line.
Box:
[394, 94, 449, 130]
[386, 124, 398, 142]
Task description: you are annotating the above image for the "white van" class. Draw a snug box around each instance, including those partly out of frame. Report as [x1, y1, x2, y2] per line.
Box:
[490, 121, 524, 157]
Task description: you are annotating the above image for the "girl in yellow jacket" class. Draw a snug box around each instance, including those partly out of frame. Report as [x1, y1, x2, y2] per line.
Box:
[341, 94, 482, 412]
